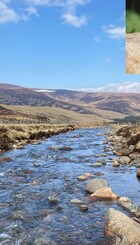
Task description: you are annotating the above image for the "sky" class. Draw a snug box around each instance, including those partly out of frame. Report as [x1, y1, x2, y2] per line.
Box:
[0, 0, 140, 92]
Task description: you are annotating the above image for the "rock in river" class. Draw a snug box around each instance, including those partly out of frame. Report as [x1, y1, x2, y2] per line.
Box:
[136, 169, 140, 178]
[90, 187, 118, 200]
[113, 160, 120, 167]
[85, 178, 108, 193]
[119, 156, 131, 165]
[104, 208, 140, 244]
[70, 199, 83, 204]
[59, 146, 73, 151]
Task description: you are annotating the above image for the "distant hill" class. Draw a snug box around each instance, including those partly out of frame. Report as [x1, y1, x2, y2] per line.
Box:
[0, 84, 140, 125]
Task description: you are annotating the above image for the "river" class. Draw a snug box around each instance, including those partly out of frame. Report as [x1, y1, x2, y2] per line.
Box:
[0, 127, 140, 244]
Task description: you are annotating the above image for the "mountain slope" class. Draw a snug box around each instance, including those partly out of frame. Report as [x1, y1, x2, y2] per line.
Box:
[0, 84, 140, 120]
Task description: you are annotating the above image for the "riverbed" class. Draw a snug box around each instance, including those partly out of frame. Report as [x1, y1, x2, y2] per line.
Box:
[0, 127, 140, 244]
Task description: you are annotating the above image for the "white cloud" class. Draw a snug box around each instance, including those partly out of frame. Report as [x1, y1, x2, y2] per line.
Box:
[79, 82, 140, 93]
[62, 13, 87, 27]
[0, 1, 19, 23]
[0, 0, 89, 27]
[103, 25, 125, 39]
[25, 6, 38, 16]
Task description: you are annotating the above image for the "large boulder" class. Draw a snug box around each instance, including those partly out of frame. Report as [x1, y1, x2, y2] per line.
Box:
[90, 187, 118, 200]
[104, 208, 140, 244]
[85, 178, 108, 193]
[119, 156, 131, 165]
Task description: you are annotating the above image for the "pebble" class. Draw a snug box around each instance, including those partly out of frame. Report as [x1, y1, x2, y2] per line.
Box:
[80, 205, 88, 211]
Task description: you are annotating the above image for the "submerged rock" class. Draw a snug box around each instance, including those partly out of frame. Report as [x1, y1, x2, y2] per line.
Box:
[59, 146, 73, 151]
[0, 157, 12, 162]
[90, 163, 103, 167]
[95, 236, 129, 245]
[85, 178, 108, 193]
[104, 208, 140, 244]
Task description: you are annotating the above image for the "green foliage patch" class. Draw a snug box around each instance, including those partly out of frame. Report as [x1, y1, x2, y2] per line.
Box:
[126, 10, 140, 33]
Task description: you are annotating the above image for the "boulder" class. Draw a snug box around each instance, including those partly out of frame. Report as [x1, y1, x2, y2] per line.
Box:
[113, 160, 120, 167]
[90, 187, 118, 200]
[118, 196, 139, 215]
[136, 169, 140, 178]
[119, 156, 131, 165]
[129, 153, 140, 160]
[85, 178, 108, 193]
[135, 141, 140, 152]
[104, 208, 140, 244]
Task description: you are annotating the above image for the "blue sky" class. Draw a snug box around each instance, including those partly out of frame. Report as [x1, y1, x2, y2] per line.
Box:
[0, 0, 140, 92]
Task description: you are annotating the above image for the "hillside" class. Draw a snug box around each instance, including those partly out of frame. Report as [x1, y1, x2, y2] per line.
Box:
[0, 84, 140, 125]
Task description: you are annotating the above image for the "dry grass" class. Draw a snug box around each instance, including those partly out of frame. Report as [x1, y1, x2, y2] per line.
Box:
[126, 33, 140, 74]
[1, 105, 112, 127]
[0, 124, 76, 151]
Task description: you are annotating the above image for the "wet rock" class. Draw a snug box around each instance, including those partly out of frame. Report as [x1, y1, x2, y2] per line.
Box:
[129, 153, 140, 160]
[136, 169, 140, 178]
[70, 199, 83, 204]
[34, 236, 56, 245]
[33, 163, 41, 167]
[85, 178, 108, 193]
[94, 172, 104, 176]
[104, 208, 140, 244]
[59, 146, 73, 151]
[0, 157, 12, 162]
[119, 156, 131, 165]
[99, 159, 106, 165]
[90, 163, 103, 167]
[17, 145, 25, 149]
[48, 196, 60, 203]
[100, 153, 107, 157]
[95, 236, 129, 245]
[97, 133, 102, 136]
[113, 160, 120, 167]
[80, 205, 88, 211]
[118, 197, 139, 216]
[136, 162, 140, 168]
[65, 177, 70, 181]
[78, 173, 93, 181]
[90, 187, 118, 200]
[50, 146, 58, 151]
[135, 141, 140, 151]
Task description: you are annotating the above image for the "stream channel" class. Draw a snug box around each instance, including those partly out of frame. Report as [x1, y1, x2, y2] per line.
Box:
[0, 127, 140, 244]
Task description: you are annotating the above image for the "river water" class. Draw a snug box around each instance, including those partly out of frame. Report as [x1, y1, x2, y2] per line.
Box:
[0, 127, 140, 244]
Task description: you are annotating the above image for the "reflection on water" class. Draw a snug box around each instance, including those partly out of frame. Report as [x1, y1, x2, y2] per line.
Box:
[0, 127, 139, 244]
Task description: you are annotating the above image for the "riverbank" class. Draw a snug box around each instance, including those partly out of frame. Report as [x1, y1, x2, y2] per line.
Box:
[0, 124, 76, 151]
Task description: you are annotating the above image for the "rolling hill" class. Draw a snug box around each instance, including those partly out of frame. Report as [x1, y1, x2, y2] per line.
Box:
[0, 83, 140, 125]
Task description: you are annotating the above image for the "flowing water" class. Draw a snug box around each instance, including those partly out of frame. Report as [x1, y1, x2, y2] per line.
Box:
[0, 127, 140, 244]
